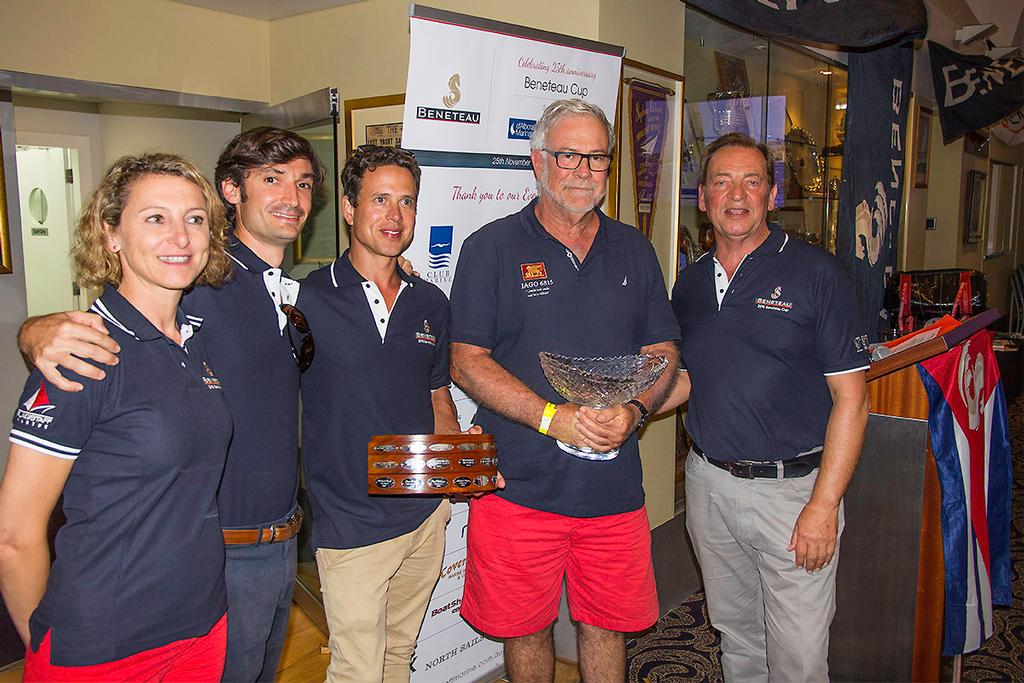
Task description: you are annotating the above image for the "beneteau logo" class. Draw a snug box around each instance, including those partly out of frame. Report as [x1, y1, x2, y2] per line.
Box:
[417, 73, 481, 124]
[443, 74, 461, 108]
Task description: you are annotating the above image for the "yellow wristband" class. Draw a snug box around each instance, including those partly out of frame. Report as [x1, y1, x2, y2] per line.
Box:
[538, 402, 557, 435]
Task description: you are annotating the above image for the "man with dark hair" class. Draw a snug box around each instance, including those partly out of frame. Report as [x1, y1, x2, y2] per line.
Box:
[449, 99, 680, 681]
[296, 145, 457, 683]
[656, 131, 870, 680]
[18, 127, 325, 682]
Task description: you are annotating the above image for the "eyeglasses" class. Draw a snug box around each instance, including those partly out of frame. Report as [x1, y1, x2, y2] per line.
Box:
[280, 304, 315, 373]
[543, 149, 613, 172]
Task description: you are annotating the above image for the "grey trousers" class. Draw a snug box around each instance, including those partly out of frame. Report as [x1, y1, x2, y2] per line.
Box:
[684, 449, 844, 683]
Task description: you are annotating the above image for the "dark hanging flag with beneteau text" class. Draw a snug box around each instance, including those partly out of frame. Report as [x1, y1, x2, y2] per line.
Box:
[928, 42, 1024, 144]
[837, 44, 914, 339]
[683, 0, 926, 48]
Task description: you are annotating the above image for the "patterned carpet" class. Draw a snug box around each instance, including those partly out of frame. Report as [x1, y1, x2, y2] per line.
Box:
[625, 396, 1024, 683]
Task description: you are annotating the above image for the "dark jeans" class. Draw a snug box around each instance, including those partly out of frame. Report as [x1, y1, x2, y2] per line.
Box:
[221, 516, 298, 683]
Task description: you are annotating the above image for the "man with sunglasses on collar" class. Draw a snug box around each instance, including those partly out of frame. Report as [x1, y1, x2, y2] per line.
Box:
[296, 145, 461, 683]
[17, 127, 324, 683]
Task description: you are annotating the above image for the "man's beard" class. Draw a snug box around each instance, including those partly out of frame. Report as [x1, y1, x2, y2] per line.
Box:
[536, 164, 606, 215]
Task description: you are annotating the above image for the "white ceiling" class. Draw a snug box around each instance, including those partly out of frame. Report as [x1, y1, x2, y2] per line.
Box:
[169, 0, 363, 20]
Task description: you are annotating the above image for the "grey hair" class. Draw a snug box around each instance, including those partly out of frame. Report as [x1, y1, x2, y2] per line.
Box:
[529, 99, 615, 152]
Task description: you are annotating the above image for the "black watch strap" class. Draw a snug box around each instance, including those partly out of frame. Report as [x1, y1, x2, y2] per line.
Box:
[626, 399, 650, 432]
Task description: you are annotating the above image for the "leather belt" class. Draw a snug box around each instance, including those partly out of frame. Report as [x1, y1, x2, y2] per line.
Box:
[222, 508, 303, 545]
[693, 444, 821, 479]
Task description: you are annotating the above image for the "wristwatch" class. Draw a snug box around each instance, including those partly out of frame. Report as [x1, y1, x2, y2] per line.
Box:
[625, 399, 650, 433]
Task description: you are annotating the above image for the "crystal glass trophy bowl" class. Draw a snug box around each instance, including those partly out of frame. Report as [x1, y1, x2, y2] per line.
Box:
[538, 351, 668, 461]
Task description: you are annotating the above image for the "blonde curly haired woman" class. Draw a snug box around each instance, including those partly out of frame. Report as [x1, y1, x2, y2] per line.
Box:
[0, 153, 235, 682]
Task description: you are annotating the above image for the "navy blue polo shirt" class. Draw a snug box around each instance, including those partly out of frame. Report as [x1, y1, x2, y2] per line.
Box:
[449, 200, 680, 518]
[298, 252, 450, 549]
[184, 234, 300, 527]
[672, 227, 869, 463]
[9, 286, 231, 666]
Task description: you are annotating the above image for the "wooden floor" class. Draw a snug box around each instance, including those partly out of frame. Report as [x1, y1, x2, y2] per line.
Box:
[0, 604, 581, 682]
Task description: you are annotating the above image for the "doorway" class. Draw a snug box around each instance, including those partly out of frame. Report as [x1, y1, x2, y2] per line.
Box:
[15, 141, 83, 316]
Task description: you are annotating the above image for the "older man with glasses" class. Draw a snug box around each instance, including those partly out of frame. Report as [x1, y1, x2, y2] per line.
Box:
[449, 99, 680, 682]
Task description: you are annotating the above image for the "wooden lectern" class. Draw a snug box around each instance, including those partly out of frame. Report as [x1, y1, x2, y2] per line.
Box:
[828, 310, 1000, 681]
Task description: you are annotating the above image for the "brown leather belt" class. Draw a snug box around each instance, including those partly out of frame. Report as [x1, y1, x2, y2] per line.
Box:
[222, 508, 303, 545]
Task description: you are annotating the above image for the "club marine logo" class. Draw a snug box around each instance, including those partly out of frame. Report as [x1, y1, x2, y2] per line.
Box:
[416, 73, 481, 125]
[428, 225, 453, 269]
[17, 382, 56, 428]
[508, 117, 535, 140]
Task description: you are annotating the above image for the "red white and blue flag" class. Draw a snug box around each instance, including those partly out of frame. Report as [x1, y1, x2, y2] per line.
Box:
[918, 330, 1013, 654]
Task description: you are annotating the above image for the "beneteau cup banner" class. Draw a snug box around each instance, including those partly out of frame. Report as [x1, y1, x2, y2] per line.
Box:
[402, 6, 623, 681]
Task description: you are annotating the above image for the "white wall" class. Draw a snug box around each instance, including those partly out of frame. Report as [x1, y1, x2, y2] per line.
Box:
[97, 103, 240, 182]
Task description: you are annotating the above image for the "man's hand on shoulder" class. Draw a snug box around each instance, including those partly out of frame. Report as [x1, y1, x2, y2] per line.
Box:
[18, 312, 120, 392]
[788, 500, 839, 573]
[398, 255, 419, 278]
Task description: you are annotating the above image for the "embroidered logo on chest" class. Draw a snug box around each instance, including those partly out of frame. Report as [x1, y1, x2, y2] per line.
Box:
[520, 261, 554, 298]
[754, 285, 794, 313]
[202, 361, 223, 390]
[416, 319, 437, 347]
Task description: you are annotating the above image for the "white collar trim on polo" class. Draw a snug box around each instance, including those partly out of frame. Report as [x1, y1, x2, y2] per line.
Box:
[361, 280, 408, 343]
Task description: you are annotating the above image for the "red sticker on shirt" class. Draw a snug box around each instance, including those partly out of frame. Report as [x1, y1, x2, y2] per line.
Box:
[521, 262, 548, 280]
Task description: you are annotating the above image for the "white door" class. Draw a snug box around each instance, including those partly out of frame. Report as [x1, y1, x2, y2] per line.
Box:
[15, 145, 81, 316]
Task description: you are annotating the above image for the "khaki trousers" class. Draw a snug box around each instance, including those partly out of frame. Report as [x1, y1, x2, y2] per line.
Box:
[315, 500, 450, 683]
[685, 450, 843, 683]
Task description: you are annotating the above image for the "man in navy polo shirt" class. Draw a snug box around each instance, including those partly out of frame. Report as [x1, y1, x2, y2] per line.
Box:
[297, 145, 460, 683]
[18, 128, 326, 682]
[449, 99, 680, 682]
[661, 132, 870, 681]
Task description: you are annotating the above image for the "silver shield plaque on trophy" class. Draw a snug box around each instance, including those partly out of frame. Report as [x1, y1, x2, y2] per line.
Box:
[538, 351, 668, 461]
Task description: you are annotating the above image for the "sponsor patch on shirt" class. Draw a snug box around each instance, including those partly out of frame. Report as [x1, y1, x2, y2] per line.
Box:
[16, 382, 56, 429]
[416, 319, 437, 347]
[521, 262, 548, 280]
[201, 361, 223, 390]
[755, 285, 793, 313]
[520, 261, 554, 298]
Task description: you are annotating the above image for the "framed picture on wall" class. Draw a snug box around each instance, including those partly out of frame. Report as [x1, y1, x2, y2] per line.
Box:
[913, 105, 933, 189]
[714, 51, 750, 95]
[0, 128, 11, 275]
[963, 169, 986, 244]
[343, 94, 405, 157]
[613, 59, 684, 253]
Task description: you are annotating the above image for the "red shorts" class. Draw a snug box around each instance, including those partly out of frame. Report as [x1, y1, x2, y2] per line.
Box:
[24, 613, 227, 682]
[460, 495, 658, 637]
